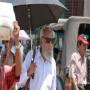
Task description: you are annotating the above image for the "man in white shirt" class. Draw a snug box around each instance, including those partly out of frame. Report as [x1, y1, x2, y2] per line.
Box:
[69, 34, 89, 90]
[18, 26, 56, 90]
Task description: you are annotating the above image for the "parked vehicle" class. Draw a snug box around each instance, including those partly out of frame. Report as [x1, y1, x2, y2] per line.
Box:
[51, 16, 90, 89]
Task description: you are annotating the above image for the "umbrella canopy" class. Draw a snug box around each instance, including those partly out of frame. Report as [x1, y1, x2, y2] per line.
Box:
[1, 0, 67, 31]
[19, 30, 30, 40]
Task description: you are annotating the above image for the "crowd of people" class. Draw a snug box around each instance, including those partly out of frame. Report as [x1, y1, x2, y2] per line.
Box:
[0, 23, 57, 90]
[0, 5, 89, 90]
[0, 20, 89, 90]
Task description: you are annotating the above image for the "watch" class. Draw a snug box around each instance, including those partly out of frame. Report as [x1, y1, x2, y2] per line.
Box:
[16, 44, 21, 49]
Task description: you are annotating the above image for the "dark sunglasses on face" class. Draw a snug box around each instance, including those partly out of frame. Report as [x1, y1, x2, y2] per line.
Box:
[42, 36, 55, 44]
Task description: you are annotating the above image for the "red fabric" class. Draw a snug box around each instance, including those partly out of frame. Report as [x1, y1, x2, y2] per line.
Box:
[0, 64, 20, 90]
[77, 35, 89, 45]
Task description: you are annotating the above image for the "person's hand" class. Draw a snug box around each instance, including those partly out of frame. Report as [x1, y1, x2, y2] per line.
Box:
[13, 21, 20, 45]
[27, 62, 37, 77]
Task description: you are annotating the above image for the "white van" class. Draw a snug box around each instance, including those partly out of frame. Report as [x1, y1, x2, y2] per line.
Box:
[62, 16, 90, 72]
[52, 16, 90, 86]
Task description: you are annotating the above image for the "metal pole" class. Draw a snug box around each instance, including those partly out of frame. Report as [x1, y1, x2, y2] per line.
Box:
[27, 8, 32, 50]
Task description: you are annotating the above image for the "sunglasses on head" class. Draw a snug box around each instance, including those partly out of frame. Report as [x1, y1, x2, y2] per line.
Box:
[42, 36, 55, 44]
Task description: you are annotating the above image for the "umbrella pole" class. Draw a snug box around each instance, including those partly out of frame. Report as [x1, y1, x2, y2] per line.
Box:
[28, 8, 33, 50]
[30, 28, 33, 50]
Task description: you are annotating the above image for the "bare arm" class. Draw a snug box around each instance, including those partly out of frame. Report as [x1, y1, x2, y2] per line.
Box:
[14, 21, 22, 77]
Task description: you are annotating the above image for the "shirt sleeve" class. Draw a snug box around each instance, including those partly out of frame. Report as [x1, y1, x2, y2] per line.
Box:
[69, 54, 78, 83]
[17, 50, 33, 88]
[50, 60, 56, 90]
[5, 64, 20, 89]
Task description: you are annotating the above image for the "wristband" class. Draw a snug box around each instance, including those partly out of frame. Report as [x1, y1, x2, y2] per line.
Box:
[16, 44, 20, 49]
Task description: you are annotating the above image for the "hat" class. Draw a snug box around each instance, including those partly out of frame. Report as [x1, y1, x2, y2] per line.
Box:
[19, 30, 30, 41]
[77, 34, 89, 45]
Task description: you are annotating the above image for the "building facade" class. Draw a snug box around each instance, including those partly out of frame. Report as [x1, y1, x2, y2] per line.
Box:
[84, 0, 90, 17]
[59, 0, 84, 18]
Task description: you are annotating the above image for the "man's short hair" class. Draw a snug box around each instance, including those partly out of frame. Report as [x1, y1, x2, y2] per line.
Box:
[40, 26, 55, 38]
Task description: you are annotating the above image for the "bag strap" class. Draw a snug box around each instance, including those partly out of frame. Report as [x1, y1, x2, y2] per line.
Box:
[23, 48, 36, 90]
[31, 48, 36, 79]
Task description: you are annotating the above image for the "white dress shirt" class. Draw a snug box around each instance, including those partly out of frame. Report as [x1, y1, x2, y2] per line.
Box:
[18, 47, 56, 90]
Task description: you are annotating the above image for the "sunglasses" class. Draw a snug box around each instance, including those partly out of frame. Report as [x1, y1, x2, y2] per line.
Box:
[42, 36, 55, 44]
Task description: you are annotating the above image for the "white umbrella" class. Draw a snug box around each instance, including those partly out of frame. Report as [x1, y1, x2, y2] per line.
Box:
[19, 30, 30, 41]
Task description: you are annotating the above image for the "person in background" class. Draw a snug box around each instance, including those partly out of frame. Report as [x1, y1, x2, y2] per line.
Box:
[0, 30, 24, 90]
[0, 21, 22, 90]
[18, 26, 56, 90]
[69, 34, 89, 90]
[1, 31, 24, 66]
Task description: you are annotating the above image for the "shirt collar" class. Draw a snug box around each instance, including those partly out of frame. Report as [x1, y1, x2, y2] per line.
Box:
[77, 51, 86, 63]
